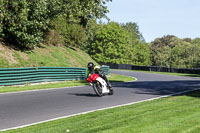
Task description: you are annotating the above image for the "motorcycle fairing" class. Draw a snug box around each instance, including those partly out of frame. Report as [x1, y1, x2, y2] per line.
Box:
[96, 77, 109, 93]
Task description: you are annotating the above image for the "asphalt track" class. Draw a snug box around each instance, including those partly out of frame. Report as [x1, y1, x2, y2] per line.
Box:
[0, 70, 200, 131]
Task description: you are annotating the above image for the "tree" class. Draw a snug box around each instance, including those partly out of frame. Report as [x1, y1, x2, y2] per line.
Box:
[183, 38, 192, 43]
[121, 22, 150, 65]
[2, 0, 31, 48]
[47, 0, 63, 19]
[192, 38, 200, 45]
[151, 35, 181, 48]
[151, 45, 171, 67]
[87, 21, 151, 65]
[84, 19, 102, 51]
[150, 35, 181, 67]
[88, 22, 130, 64]
[170, 41, 200, 68]
[62, 0, 112, 27]
[121, 22, 145, 42]
[150, 35, 200, 68]
[0, 0, 4, 36]
[0, 0, 112, 49]
[1, 0, 53, 48]
[131, 41, 151, 66]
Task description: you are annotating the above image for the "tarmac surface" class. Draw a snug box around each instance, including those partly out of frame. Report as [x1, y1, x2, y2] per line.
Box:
[0, 70, 200, 131]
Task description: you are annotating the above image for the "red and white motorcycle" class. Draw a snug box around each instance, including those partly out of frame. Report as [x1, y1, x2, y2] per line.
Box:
[87, 73, 113, 97]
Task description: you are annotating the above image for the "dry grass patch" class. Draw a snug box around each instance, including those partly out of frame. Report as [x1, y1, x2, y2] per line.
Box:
[0, 44, 18, 64]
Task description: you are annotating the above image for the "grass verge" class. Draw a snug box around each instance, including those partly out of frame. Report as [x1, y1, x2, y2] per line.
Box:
[0, 73, 135, 93]
[2, 89, 200, 133]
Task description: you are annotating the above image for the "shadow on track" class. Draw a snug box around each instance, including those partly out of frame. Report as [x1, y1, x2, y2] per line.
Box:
[68, 93, 98, 97]
[112, 80, 200, 98]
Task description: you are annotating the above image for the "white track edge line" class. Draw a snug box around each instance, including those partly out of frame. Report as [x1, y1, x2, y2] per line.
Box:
[1, 87, 199, 132]
[0, 85, 87, 95]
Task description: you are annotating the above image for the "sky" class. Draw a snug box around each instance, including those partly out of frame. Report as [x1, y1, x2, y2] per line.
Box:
[105, 0, 200, 42]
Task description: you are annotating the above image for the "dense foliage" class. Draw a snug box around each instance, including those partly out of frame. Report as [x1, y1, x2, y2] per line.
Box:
[0, 0, 111, 49]
[0, 0, 3, 34]
[0, 0, 200, 68]
[86, 22, 151, 65]
[0, 0, 52, 48]
[49, 16, 87, 48]
[122, 22, 151, 65]
[88, 22, 129, 64]
[150, 35, 200, 68]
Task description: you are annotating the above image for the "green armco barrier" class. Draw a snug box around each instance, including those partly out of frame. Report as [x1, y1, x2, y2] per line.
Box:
[0, 66, 110, 86]
[0, 67, 87, 86]
[100, 65, 110, 75]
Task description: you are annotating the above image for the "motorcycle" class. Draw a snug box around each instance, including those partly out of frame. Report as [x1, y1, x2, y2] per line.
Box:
[87, 73, 113, 97]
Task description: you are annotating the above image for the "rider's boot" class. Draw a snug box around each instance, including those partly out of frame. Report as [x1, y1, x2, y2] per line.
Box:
[102, 75, 112, 89]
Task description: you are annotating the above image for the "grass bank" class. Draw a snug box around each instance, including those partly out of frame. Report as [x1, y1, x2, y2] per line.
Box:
[0, 73, 135, 93]
[0, 44, 97, 68]
[2, 89, 200, 133]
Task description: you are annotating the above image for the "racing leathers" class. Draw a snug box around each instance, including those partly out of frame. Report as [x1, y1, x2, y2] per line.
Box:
[87, 66, 112, 88]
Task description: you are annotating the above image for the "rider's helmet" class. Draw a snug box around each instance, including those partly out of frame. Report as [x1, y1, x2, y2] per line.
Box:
[87, 62, 94, 71]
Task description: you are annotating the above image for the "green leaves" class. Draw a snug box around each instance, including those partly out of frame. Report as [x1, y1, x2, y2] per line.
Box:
[0, 0, 112, 49]
[50, 16, 87, 48]
[86, 22, 151, 65]
[89, 22, 128, 63]
[62, 0, 111, 27]
[0, 0, 49, 48]
[0, 0, 4, 35]
[150, 35, 200, 68]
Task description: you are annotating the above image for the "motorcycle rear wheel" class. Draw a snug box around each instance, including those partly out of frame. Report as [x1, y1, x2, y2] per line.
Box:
[108, 88, 114, 95]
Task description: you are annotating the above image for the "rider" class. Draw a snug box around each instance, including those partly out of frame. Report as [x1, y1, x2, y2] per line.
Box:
[87, 62, 112, 88]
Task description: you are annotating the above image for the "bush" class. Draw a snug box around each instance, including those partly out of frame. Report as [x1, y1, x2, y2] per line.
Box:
[65, 24, 87, 48]
[45, 30, 65, 46]
[0, 0, 48, 49]
[50, 16, 87, 48]
[0, 0, 63, 49]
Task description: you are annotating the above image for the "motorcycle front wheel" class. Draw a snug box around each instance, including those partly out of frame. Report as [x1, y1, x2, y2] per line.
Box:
[93, 81, 103, 97]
